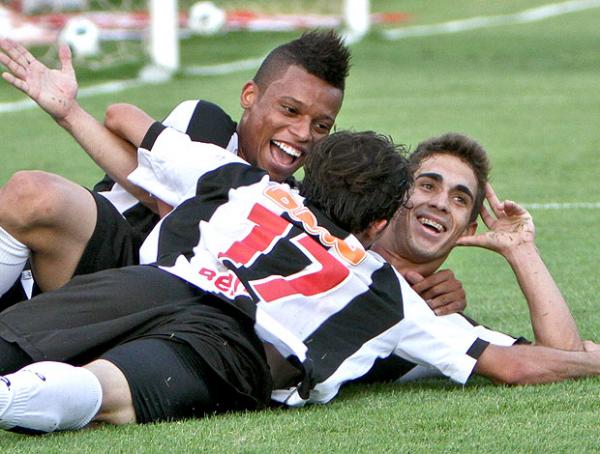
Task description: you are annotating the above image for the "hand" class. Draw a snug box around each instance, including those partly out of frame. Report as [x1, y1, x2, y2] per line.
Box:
[456, 183, 535, 255]
[582, 340, 600, 352]
[0, 38, 78, 121]
[405, 269, 467, 315]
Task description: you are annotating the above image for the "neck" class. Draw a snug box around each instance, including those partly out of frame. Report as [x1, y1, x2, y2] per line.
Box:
[371, 243, 444, 278]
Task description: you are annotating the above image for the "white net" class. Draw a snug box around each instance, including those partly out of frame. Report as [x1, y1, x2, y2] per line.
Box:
[1, 1, 370, 74]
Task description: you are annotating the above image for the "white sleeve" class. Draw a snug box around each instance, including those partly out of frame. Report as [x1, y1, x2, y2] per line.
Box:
[393, 313, 517, 383]
[128, 126, 247, 208]
[161, 100, 198, 132]
[391, 275, 485, 384]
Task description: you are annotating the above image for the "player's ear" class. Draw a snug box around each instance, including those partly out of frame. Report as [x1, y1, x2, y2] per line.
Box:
[240, 81, 259, 109]
[463, 221, 477, 237]
[361, 219, 388, 247]
[371, 219, 389, 237]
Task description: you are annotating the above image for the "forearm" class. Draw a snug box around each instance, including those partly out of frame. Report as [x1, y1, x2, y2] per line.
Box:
[58, 103, 154, 206]
[476, 344, 600, 384]
[57, 103, 139, 184]
[104, 103, 154, 148]
[505, 243, 582, 350]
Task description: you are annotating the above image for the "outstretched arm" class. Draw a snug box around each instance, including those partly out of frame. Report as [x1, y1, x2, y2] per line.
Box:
[0, 39, 144, 199]
[476, 343, 600, 384]
[456, 183, 582, 350]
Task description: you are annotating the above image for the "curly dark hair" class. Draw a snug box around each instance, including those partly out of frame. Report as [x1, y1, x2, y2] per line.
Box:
[410, 133, 490, 222]
[301, 131, 412, 235]
[253, 29, 351, 91]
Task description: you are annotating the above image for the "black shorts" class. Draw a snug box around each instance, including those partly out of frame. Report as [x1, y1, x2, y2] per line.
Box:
[102, 338, 256, 423]
[0, 190, 146, 310]
[0, 266, 272, 418]
[74, 190, 144, 276]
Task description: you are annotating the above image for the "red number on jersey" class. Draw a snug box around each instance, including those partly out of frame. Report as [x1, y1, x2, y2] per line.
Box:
[219, 203, 349, 303]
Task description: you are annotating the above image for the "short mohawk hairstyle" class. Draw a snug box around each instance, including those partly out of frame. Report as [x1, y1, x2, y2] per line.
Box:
[253, 29, 351, 91]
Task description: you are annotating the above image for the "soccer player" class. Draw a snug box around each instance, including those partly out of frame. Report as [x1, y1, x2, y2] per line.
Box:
[0, 30, 349, 302]
[360, 132, 583, 383]
[2, 120, 600, 434]
[0, 127, 413, 431]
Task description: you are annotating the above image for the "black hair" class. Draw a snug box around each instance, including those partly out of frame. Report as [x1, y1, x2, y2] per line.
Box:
[301, 131, 412, 234]
[410, 133, 490, 222]
[253, 29, 351, 91]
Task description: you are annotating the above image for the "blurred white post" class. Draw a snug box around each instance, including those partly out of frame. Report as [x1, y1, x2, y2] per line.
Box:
[343, 0, 370, 44]
[143, 0, 179, 81]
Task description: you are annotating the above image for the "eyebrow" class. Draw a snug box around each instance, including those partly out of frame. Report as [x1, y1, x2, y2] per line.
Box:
[416, 172, 475, 201]
[279, 96, 336, 123]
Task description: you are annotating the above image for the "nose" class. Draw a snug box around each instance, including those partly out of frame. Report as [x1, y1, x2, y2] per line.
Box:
[289, 116, 312, 143]
[428, 191, 449, 212]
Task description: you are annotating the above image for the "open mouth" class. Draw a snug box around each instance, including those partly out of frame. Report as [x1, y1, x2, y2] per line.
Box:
[418, 216, 446, 233]
[272, 140, 302, 165]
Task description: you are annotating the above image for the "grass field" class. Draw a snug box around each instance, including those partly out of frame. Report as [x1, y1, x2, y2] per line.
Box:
[1, 0, 600, 451]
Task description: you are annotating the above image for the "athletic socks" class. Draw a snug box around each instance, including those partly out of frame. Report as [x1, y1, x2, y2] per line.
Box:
[0, 227, 29, 297]
[0, 362, 103, 433]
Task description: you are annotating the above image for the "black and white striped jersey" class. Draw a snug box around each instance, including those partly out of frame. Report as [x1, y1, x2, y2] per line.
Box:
[130, 125, 491, 407]
[357, 312, 520, 385]
[96, 99, 238, 221]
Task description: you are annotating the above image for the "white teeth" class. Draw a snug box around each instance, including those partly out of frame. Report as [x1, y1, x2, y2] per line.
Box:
[419, 217, 445, 233]
[273, 140, 301, 158]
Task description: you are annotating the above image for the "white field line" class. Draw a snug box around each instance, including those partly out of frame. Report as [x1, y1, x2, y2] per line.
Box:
[383, 0, 600, 40]
[2, 0, 597, 114]
[522, 202, 600, 210]
[0, 56, 263, 115]
[182, 56, 264, 76]
[0, 79, 141, 113]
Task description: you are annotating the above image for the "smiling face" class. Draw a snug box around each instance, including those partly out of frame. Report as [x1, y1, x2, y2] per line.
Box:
[237, 64, 343, 182]
[382, 153, 479, 268]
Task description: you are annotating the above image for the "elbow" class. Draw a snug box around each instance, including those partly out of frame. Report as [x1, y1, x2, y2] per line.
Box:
[490, 361, 530, 385]
[475, 345, 534, 385]
[104, 103, 131, 131]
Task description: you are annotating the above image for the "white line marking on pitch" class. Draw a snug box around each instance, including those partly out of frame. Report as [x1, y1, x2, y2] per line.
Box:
[182, 56, 264, 76]
[0, 57, 262, 115]
[523, 202, 600, 210]
[383, 0, 600, 39]
[2, 0, 599, 114]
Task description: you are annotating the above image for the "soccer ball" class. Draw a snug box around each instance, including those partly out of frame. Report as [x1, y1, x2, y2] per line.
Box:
[188, 1, 226, 36]
[58, 17, 100, 58]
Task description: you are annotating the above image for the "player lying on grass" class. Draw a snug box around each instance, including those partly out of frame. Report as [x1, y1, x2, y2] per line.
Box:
[0, 30, 348, 303]
[0, 33, 465, 323]
[1, 122, 600, 433]
[0, 129, 411, 431]
[357, 132, 583, 384]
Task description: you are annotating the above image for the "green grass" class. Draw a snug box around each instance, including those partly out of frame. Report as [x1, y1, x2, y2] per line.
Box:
[1, 0, 600, 451]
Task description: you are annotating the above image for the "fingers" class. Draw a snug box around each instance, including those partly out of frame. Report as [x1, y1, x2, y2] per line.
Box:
[430, 296, 468, 316]
[478, 204, 495, 229]
[0, 38, 35, 70]
[485, 183, 502, 214]
[58, 44, 74, 75]
[0, 39, 32, 91]
[411, 269, 462, 300]
[403, 270, 424, 285]
[1, 71, 28, 93]
[502, 199, 529, 217]
[454, 234, 485, 248]
[416, 269, 468, 315]
[582, 340, 600, 352]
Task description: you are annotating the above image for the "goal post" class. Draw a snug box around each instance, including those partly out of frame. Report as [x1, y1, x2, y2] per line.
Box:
[146, 0, 180, 76]
[5, 1, 373, 77]
[145, 0, 371, 76]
